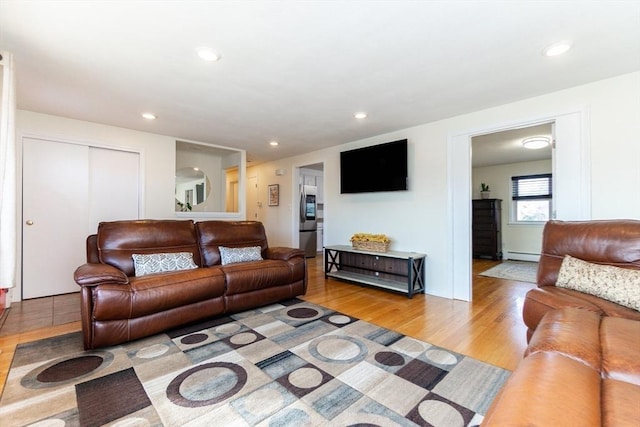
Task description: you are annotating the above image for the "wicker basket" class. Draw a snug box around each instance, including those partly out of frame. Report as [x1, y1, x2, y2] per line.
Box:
[352, 240, 390, 253]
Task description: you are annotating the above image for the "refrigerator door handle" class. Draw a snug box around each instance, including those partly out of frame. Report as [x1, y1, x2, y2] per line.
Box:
[299, 190, 306, 223]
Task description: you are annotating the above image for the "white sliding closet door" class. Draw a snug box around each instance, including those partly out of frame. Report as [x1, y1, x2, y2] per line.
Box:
[22, 137, 139, 299]
[88, 147, 139, 225]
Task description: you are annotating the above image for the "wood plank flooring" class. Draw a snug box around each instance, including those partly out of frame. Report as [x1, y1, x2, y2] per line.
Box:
[0, 257, 536, 396]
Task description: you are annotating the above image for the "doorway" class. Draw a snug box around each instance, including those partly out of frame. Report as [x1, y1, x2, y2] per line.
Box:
[297, 163, 324, 258]
[471, 123, 553, 263]
[449, 109, 590, 301]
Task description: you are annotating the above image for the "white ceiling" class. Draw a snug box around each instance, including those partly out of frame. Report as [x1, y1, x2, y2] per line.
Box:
[472, 123, 553, 167]
[1, 1, 639, 163]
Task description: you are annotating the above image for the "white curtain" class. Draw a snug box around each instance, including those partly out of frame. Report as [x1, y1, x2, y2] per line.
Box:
[0, 51, 17, 294]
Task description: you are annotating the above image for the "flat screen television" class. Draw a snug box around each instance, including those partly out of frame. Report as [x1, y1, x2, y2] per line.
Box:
[340, 139, 408, 194]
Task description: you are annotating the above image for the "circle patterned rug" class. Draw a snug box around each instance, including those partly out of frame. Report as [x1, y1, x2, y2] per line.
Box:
[0, 299, 510, 426]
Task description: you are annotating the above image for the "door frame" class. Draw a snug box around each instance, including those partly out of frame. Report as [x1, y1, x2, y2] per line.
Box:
[16, 131, 145, 301]
[447, 108, 590, 301]
[246, 174, 258, 220]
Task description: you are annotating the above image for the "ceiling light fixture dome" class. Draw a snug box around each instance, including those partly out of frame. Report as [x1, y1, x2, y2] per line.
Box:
[543, 41, 572, 57]
[196, 47, 222, 62]
[141, 112, 156, 120]
[354, 112, 367, 119]
[522, 136, 550, 149]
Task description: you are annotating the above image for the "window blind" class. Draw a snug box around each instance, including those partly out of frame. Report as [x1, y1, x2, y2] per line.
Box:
[511, 173, 552, 200]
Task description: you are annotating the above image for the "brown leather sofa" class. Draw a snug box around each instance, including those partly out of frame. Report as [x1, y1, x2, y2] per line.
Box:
[523, 219, 640, 341]
[483, 219, 640, 425]
[482, 307, 640, 426]
[74, 219, 306, 349]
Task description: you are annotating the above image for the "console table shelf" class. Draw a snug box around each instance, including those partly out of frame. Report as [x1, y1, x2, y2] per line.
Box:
[324, 245, 426, 298]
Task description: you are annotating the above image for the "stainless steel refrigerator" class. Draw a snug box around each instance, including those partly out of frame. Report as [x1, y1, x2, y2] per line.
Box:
[299, 184, 317, 258]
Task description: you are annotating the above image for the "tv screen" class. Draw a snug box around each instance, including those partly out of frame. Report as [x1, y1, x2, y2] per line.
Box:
[340, 139, 408, 194]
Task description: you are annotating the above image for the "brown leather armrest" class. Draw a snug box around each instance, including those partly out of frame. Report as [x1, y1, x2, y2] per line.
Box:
[482, 352, 601, 426]
[74, 263, 129, 286]
[265, 247, 305, 261]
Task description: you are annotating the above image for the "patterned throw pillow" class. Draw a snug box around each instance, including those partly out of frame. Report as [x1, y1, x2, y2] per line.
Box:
[556, 255, 640, 311]
[219, 246, 263, 265]
[132, 252, 198, 277]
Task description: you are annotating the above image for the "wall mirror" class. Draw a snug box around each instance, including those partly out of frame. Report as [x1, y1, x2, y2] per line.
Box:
[175, 167, 210, 210]
[175, 140, 245, 217]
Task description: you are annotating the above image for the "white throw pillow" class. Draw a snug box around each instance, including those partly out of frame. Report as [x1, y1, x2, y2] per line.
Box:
[219, 246, 263, 265]
[132, 252, 198, 276]
[556, 255, 640, 311]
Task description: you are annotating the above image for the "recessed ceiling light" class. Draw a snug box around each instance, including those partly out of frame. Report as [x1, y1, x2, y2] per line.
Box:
[141, 112, 156, 120]
[522, 136, 550, 149]
[269, 141, 279, 147]
[543, 41, 572, 57]
[354, 112, 367, 119]
[197, 47, 222, 62]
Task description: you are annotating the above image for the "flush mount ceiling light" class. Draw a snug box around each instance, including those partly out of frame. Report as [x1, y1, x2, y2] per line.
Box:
[196, 47, 222, 62]
[543, 41, 572, 57]
[269, 141, 279, 147]
[141, 112, 156, 120]
[522, 136, 551, 149]
[354, 112, 367, 119]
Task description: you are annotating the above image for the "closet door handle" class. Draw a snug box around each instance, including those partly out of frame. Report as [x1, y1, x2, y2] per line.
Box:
[26, 220, 34, 226]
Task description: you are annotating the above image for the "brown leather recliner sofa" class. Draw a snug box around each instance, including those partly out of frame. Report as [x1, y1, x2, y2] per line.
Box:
[483, 219, 640, 426]
[73, 219, 306, 350]
[523, 219, 640, 341]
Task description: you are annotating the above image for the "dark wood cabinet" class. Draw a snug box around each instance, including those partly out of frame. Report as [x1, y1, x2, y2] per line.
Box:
[472, 199, 502, 260]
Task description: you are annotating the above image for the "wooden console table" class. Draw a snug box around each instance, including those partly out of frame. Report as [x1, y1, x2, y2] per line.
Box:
[324, 245, 426, 298]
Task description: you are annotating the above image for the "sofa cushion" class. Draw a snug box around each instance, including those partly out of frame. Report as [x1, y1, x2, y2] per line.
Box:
[601, 316, 640, 386]
[557, 255, 640, 311]
[537, 220, 640, 288]
[132, 252, 198, 276]
[196, 221, 268, 267]
[98, 220, 201, 276]
[219, 246, 263, 265]
[222, 259, 295, 295]
[523, 286, 640, 341]
[92, 267, 226, 320]
[602, 379, 640, 426]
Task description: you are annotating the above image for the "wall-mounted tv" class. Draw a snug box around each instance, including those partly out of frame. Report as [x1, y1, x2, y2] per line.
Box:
[340, 139, 408, 194]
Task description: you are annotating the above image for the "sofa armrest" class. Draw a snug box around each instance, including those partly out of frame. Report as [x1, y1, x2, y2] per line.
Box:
[265, 247, 305, 261]
[74, 263, 129, 287]
[481, 352, 601, 426]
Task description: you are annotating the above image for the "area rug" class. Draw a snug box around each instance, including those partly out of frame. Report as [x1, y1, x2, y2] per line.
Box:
[0, 299, 509, 426]
[479, 260, 538, 283]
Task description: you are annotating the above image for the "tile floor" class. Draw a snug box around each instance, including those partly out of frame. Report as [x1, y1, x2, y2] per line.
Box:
[0, 293, 81, 336]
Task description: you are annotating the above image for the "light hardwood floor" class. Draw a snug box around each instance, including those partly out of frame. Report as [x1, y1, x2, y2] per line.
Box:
[0, 257, 535, 395]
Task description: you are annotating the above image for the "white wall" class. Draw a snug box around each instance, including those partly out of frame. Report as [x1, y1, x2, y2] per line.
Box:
[15, 72, 640, 300]
[473, 159, 552, 260]
[249, 71, 640, 299]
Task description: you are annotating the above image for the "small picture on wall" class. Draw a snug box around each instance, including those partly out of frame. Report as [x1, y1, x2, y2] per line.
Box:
[268, 184, 279, 206]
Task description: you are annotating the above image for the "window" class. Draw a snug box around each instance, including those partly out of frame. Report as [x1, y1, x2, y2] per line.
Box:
[511, 173, 552, 222]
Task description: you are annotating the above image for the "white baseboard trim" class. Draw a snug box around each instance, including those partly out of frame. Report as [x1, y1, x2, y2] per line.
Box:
[504, 252, 541, 262]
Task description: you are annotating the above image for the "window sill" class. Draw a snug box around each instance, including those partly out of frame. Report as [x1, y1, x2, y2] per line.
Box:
[507, 221, 547, 226]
